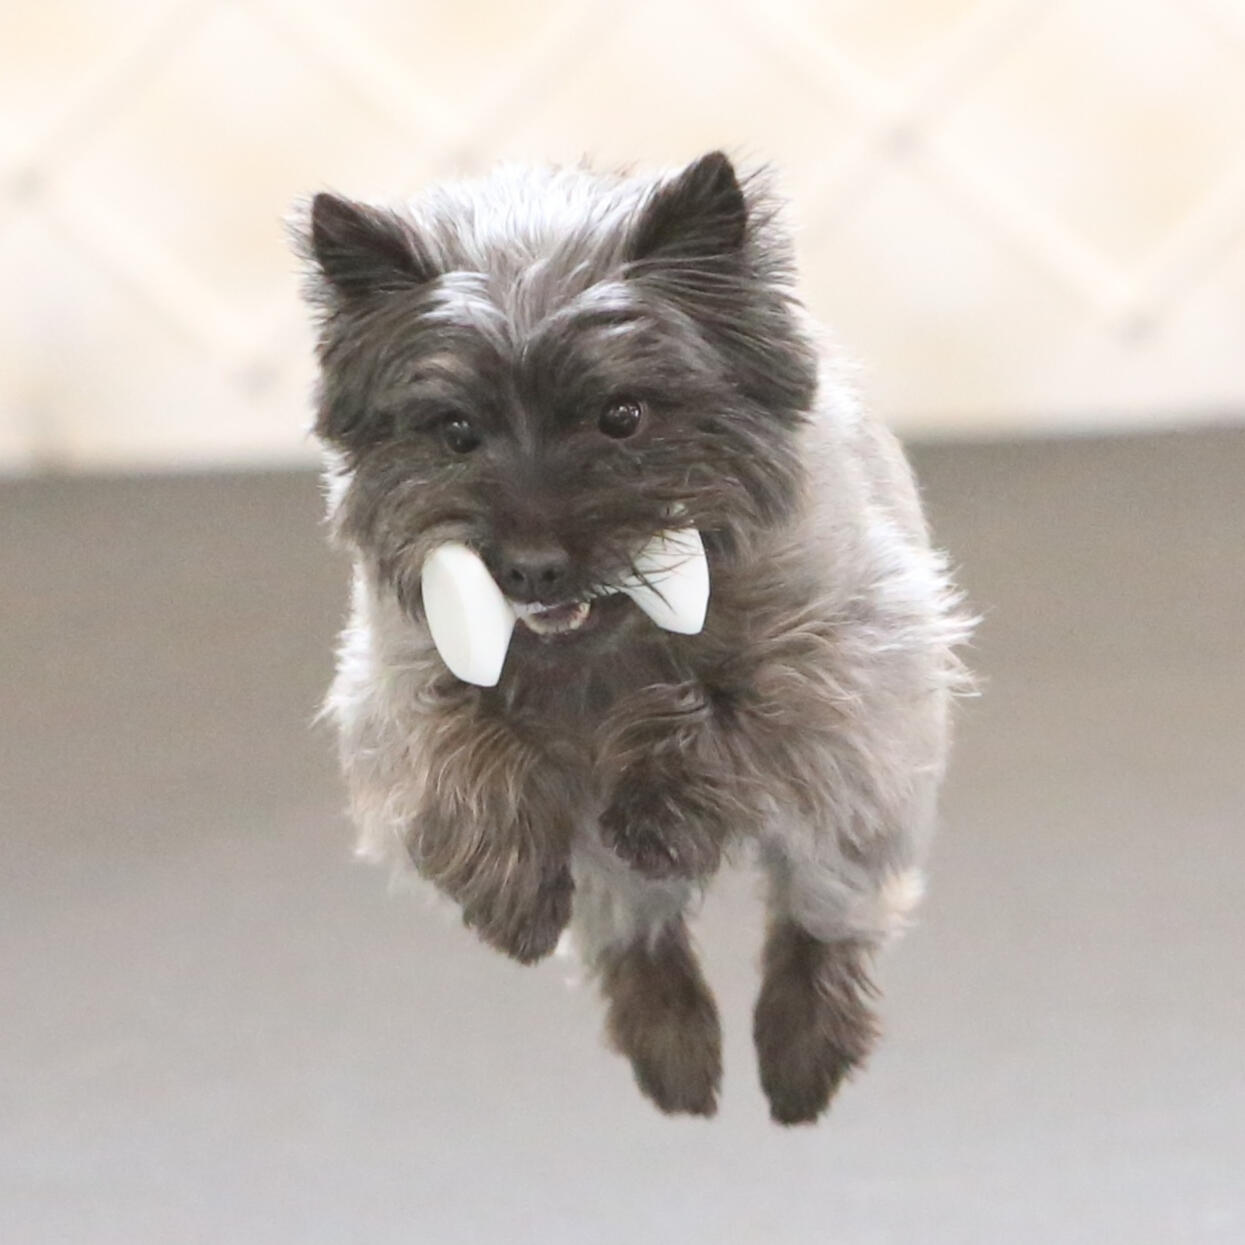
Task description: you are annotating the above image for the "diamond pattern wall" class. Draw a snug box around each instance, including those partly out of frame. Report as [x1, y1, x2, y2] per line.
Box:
[3, 0, 1244, 471]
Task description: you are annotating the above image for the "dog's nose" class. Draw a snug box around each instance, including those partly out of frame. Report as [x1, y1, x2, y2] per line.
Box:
[496, 546, 572, 603]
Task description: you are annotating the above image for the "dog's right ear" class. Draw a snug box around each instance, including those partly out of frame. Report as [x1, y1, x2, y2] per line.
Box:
[298, 192, 436, 302]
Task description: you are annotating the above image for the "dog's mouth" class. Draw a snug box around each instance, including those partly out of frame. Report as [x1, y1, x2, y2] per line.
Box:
[510, 598, 595, 636]
[420, 529, 708, 684]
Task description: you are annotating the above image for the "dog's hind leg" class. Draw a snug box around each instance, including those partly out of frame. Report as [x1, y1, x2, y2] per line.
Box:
[752, 829, 927, 1125]
[571, 842, 721, 1117]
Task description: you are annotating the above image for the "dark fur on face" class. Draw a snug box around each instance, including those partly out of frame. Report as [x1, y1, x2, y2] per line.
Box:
[295, 153, 971, 1124]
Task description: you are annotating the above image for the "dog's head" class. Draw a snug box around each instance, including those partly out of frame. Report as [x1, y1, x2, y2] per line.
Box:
[294, 152, 817, 652]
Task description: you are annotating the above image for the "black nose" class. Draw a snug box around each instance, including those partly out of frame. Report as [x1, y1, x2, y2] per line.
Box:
[496, 545, 571, 603]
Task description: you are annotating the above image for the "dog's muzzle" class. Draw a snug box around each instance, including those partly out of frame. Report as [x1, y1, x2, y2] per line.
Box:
[420, 529, 710, 686]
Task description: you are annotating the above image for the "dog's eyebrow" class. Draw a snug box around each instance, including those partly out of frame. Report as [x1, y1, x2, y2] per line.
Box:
[545, 281, 650, 333]
[423, 272, 511, 350]
[370, 353, 485, 415]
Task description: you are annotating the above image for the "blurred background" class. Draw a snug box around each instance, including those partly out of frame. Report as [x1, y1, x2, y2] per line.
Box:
[5, 0, 1245, 468]
[3, 1, 1243, 1243]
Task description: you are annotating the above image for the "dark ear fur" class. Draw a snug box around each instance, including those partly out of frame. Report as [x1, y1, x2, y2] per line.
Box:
[308, 192, 435, 299]
[625, 154, 817, 426]
[628, 151, 748, 265]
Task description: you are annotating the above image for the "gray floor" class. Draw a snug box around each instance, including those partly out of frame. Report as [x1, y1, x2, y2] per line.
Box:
[3, 430, 1243, 1244]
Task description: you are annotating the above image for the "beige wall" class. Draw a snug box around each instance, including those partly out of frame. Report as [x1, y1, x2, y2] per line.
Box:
[3, 0, 1244, 471]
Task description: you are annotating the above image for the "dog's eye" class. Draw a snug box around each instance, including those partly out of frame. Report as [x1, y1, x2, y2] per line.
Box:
[598, 397, 644, 439]
[441, 414, 481, 455]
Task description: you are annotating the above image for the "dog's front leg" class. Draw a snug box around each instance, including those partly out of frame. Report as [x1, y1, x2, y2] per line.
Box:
[596, 681, 750, 881]
[407, 707, 578, 964]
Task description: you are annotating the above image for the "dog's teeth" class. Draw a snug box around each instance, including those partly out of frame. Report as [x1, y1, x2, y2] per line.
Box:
[519, 600, 591, 635]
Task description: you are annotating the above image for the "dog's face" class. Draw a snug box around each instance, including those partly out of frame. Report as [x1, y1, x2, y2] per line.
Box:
[297, 153, 817, 654]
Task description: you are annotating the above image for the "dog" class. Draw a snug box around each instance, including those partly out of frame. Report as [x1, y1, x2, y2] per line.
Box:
[292, 152, 972, 1123]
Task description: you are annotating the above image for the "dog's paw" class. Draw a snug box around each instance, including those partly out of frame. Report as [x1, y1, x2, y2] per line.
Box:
[462, 864, 573, 966]
[626, 1010, 721, 1117]
[603, 927, 722, 1117]
[600, 815, 687, 879]
[753, 929, 879, 1125]
[599, 784, 721, 880]
[753, 999, 857, 1125]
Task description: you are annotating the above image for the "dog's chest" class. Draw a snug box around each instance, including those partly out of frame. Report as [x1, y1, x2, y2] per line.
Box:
[500, 635, 690, 747]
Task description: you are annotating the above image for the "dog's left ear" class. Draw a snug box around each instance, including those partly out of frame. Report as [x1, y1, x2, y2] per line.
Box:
[627, 151, 748, 266]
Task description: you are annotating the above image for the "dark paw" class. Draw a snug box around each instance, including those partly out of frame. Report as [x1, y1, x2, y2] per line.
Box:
[601, 817, 688, 880]
[603, 925, 722, 1117]
[754, 1014, 856, 1125]
[753, 929, 879, 1126]
[599, 790, 721, 881]
[462, 865, 573, 966]
[629, 1032, 721, 1117]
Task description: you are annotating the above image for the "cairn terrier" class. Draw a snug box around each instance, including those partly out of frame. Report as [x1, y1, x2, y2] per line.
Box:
[293, 152, 971, 1123]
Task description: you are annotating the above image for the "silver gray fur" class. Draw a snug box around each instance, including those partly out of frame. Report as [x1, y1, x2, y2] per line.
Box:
[292, 153, 973, 1123]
